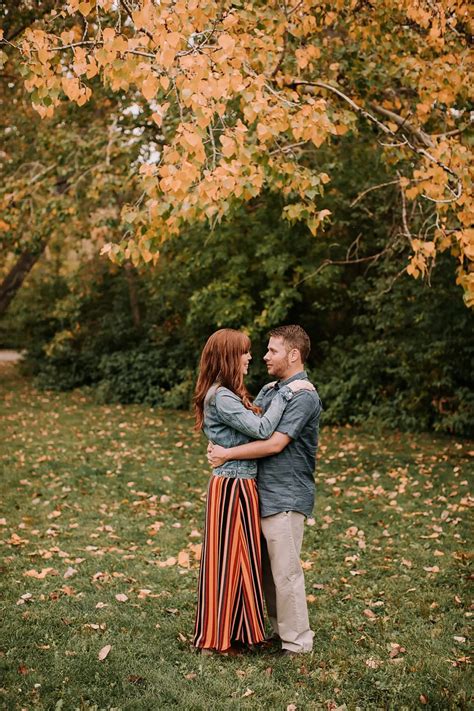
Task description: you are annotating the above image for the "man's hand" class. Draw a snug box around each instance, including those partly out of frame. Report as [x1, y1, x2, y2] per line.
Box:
[207, 442, 229, 468]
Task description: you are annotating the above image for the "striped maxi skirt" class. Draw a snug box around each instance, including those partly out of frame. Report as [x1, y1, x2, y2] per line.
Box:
[193, 474, 265, 651]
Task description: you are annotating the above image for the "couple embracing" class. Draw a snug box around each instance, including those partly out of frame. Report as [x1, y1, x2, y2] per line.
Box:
[193, 325, 322, 656]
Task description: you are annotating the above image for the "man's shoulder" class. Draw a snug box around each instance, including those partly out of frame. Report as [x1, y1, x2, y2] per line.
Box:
[290, 387, 320, 406]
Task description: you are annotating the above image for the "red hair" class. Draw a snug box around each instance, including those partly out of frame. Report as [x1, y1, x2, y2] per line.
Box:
[194, 329, 259, 431]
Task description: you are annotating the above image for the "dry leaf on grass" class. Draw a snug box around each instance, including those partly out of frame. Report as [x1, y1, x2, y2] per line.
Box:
[365, 658, 382, 669]
[98, 644, 111, 661]
[177, 550, 190, 568]
[24, 567, 57, 579]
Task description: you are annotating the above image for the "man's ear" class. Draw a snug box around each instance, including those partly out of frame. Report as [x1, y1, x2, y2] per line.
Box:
[289, 348, 300, 363]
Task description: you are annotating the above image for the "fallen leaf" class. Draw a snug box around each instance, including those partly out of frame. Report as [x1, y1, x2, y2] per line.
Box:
[115, 593, 128, 602]
[137, 589, 152, 599]
[98, 644, 111, 661]
[128, 675, 146, 685]
[184, 672, 196, 680]
[363, 609, 376, 619]
[365, 658, 382, 669]
[63, 567, 77, 579]
[148, 521, 163, 535]
[158, 556, 176, 568]
[177, 550, 190, 568]
[242, 688, 254, 698]
[24, 567, 58, 579]
[389, 643, 406, 658]
[84, 623, 106, 631]
[419, 695, 428, 705]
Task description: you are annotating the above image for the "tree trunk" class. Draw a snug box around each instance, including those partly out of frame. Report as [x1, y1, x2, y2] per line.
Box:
[124, 261, 141, 328]
[0, 243, 46, 317]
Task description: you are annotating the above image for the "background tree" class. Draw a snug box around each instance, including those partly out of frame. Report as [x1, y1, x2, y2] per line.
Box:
[2, 0, 472, 304]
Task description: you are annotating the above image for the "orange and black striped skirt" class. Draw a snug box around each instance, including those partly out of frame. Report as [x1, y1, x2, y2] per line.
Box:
[193, 474, 265, 652]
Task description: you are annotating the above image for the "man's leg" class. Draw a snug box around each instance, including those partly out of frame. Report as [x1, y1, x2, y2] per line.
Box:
[261, 511, 314, 653]
[261, 533, 278, 637]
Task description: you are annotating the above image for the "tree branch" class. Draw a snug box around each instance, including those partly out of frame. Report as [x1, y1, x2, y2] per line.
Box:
[350, 179, 400, 207]
[371, 103, 434, 148]
[289, 79, 463, 203]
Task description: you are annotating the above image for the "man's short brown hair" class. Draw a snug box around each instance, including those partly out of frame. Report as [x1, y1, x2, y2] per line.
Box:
[268, 325, 311, 363]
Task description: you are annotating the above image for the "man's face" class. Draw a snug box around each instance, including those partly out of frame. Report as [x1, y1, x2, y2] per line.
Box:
[264, 336, 291, 379]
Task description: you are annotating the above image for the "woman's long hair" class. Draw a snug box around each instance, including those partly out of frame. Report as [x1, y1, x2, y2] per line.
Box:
[194, 329, 260, 431]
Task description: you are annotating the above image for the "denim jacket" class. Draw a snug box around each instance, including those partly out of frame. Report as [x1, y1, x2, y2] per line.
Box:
[203, 383, 294, 478]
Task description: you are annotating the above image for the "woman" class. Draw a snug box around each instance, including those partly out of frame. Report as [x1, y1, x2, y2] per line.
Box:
[193, 328, 311, 655]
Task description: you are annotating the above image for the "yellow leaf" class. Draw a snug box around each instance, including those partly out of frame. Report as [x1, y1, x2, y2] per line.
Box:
[142, 75, 159, 101]
[62, 76, 81, 101]
[102, 27, 115, 43]
[166, 32, 182, 49]
[218, 34, 236, 54]
[78, 1, 92, 16]
[220, 135, 236, 158]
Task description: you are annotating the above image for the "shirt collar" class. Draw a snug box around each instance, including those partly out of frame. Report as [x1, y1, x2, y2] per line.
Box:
[274, 370, 308, 389]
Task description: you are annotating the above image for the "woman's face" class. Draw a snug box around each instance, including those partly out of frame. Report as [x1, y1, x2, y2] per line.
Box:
[240, 350, 252, 376]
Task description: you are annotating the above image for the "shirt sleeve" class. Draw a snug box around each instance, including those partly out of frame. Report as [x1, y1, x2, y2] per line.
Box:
[215, 386, 293, 439]
[275, 391, 321, 440]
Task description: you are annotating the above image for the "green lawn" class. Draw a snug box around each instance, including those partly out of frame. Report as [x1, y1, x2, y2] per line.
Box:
[0, 364, 472, 710]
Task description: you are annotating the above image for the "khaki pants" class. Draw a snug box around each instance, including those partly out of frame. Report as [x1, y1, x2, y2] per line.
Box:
[261, 511, 314, 653]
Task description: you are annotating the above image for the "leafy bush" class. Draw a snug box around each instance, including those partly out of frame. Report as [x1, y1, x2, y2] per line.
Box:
[95, 349, 193, 409]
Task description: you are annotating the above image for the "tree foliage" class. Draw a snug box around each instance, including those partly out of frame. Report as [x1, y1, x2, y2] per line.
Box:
[4, 135, 473, 434]
[2, 0, 473, 304]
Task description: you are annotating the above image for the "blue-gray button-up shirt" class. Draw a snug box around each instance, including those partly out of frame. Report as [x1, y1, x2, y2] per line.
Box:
[255, 371, 322, 517]
[203, 383, 294, 479]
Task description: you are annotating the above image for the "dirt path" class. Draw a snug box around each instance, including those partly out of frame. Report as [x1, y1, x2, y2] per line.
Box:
[0, 350, 23, 363]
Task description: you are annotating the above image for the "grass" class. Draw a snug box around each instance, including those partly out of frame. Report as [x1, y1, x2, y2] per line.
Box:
[0, 364, 472, 710]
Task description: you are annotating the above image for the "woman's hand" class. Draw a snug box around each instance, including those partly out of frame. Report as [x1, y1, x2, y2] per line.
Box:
[207, 442, 229, 468]
[288, 379, 315, 393]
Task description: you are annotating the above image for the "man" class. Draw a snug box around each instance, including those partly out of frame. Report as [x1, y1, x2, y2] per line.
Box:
[208, 325, 322, 655]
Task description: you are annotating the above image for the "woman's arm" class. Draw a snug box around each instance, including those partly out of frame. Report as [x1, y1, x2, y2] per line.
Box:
[214, 386, 293, 440]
